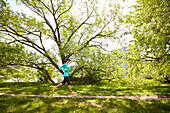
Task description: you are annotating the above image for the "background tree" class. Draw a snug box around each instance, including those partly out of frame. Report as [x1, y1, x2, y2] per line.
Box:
[0, 0, 125, 83]
[125, 0, 169, 80]
[0, 42, 36, 82]
[0, 42, 57, 82]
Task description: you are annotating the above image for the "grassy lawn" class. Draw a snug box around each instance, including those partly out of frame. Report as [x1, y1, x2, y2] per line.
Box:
[0, 95, 170, 113]
[0, 81, 170, 112]
[0, 81, 170, 96]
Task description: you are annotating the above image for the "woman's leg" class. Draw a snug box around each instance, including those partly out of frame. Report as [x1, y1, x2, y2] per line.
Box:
[68, 85, 72, 93]
[52, 77, 66, 92]
[56, 83, 63, 88]
[52, 83, 63, 92]
[66, 77, 76, 95]
[65, 77, 72, 93]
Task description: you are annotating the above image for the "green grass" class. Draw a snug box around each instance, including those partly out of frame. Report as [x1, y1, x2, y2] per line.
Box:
[0, 81, 170, 112]
[0, 81, 169, 96]
[0, 95, 170, 113]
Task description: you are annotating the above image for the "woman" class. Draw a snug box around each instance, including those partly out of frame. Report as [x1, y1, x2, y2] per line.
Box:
[52, 58, 77, 95]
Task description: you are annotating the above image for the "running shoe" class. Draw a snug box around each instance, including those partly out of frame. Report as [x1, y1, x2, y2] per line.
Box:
[71, 92, 77, 95]
[52, 86, 56, 92]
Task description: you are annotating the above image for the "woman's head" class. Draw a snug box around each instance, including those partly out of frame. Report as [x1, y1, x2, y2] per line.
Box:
[66, 58, 71, 64]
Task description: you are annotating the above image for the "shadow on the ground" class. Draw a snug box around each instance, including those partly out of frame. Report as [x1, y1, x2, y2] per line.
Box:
[0, 95, 170, 113]
[0, 82, 170, 97]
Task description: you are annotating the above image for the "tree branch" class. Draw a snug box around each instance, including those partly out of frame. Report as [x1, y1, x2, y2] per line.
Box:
[65, 9, 94, 46]
[50, 0, 55, 14]
[39, 32, 46, 51]
[42, 14, 59, 44]
[56, 0, 74, 20]
[21, 0, 43, 17]
[54, 0, 62, 14]
[5, 26, 45, 53]
[65, 18, 113, 59]
[39, 0, 53, 14]
[3, 28, 63, 74]
[2, 62, 55, 83]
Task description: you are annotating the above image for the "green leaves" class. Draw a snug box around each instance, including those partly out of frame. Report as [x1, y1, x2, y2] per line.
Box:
[125, 0, 170, 79]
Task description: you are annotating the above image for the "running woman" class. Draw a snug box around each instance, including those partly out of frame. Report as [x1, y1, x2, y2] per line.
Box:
[52, 58, 77, 95]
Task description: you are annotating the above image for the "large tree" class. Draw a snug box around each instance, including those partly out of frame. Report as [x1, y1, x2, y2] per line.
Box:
[0, 0, 124, 82]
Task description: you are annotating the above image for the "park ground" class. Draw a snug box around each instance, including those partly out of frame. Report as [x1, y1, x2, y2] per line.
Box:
[0, 81, 170, 113]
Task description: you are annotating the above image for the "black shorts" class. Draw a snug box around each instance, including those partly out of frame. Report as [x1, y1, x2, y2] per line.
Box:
[62, 77, 71, 85]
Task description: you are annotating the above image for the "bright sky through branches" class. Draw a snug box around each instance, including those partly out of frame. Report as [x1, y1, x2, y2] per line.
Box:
[8, 0, 136, 51]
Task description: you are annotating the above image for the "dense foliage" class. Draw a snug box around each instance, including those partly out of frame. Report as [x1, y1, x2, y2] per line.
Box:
[125, 0, 170, 80]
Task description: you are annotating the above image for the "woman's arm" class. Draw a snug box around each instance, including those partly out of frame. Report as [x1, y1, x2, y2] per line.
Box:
[68, 66, 73, 72]
[59, 64, 69, 72]
[59, 64, 65, 71]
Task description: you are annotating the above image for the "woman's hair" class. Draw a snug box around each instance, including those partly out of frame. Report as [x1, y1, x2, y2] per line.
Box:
[66, 58, 71, 61]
